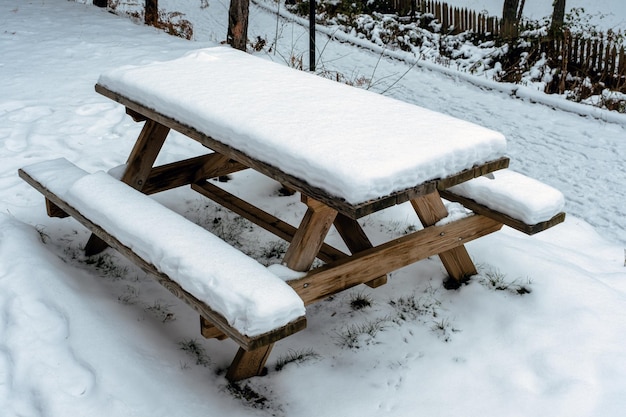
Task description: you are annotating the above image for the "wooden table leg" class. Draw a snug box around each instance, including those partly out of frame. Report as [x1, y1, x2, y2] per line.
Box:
[282, 197, 338, 272]
[333, 214, 387, 288]
[411, 190, 477, 289]
[84, 119, 170, 256]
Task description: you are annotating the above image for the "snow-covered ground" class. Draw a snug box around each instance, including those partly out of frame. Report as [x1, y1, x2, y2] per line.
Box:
[1, 1, 625, 416]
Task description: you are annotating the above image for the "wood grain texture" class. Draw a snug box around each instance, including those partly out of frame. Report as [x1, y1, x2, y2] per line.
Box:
[140, 153, 247, 195]
[288, 214, 502, 305]
[200, 316, 228, 340]
[333, 214, 387, 288]
[411, 191, 480, 288]
[282, 199, 338, 272]
[226, 345, 273, 381]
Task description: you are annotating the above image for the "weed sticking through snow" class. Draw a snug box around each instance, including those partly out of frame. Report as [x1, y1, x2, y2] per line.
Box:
[478, 267, 532, 295]
[117, 285, 140, 305]
[274, 349, 322, 371]
[431, 318, 460, 342]
[178, 339, 211, 367]
[335, 317, 391, 349]
[349, 291, 374, 311]
[389, 293, 441, 322]
[84, 253, 129, 280]
[145, 300, 176, 323]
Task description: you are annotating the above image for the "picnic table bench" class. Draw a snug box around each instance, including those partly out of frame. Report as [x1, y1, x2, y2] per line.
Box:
[19, 47, 565, 381]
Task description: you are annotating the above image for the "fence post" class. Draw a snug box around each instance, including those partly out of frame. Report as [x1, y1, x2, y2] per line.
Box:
[609, 45, 617, 76]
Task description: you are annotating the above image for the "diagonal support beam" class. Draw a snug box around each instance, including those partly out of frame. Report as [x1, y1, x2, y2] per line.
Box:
[288, 214, 502, 305]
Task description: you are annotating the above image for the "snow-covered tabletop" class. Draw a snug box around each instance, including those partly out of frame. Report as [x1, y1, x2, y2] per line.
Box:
[98, 47, 507, 205]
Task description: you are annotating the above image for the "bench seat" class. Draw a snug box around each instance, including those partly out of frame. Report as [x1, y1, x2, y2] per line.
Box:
[18, 158, 306, 348]
[440, 169, 566, 235]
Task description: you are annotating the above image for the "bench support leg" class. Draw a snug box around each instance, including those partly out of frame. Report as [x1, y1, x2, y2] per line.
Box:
[84, 119, 170, 256]
[333, 214, 387, 288]
[226, 345, 274, 381]
[411, 190, 477, 289]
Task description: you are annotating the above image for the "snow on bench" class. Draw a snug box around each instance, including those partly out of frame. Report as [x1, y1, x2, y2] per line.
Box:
[19, 158, 306, 344]
[97, 46, 508, 206]
[440, 169, 566, 234]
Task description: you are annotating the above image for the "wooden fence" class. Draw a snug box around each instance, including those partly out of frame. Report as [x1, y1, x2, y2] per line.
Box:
[541, 33, 626, 90]
[388, 0, 625, 89]
[391, 0, 501, 35]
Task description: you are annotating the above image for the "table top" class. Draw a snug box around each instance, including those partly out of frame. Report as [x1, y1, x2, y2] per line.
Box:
[98, 47, 507, 206]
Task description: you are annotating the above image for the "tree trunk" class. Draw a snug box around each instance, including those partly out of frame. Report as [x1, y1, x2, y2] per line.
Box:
[501, 0, 520, 38]
[550, 0, 566, 37]
[228, 0, 249, 51]
[145, 0, 158, 26]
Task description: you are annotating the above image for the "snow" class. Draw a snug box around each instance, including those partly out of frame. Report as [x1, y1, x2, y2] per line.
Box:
[448, 169, 565, 224]
[21, 158, 305, 337]
[99, 46, 506, 205]
[1, 1, 625, 416]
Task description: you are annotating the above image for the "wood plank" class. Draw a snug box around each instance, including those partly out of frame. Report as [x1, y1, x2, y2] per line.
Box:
[435, 157, 509, 190]
[411, 191, 479, 288]
[140, 153, 247, 195]
[226, 345, 273, 381]
[439, 189, 566, 235]
[95, 84, 509, 219]
[19, 168, 307, 351]
[45, 198, 69, 218]
[121, 119, 171, 190]
[288, 214, 503, 305]
[192, 181, 347, 264]
[200, 315, 228, 340]
[191, 152, 248, 183]
[333, 214, 387, 288]
[282, 198, 338, 272]
[126, 107, 147, 122]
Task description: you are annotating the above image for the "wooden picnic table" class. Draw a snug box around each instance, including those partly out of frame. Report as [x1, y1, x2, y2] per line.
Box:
[20, 47, 565, 381]
[91, 46, 514, 287]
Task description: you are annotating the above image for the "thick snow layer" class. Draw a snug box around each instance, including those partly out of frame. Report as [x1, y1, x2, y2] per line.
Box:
[67, 172, 305, 336]
[98, 47, 507, 205]
[448, 169, 565, 224]
[22, 159, 305, 337]
[2, 1, 626, 416]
